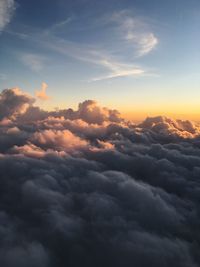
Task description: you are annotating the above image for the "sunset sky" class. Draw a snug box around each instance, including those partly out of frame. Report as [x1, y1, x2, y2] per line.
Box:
[1, 1, 200, 266]
[0, 0, 200, 120]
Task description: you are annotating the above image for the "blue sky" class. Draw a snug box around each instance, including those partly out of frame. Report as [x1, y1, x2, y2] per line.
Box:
[0, 0, 200, 120]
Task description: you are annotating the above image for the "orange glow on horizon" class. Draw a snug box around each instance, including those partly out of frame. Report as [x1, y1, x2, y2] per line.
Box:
[122, 111, 200, 123]
[35, 99, 200, 123]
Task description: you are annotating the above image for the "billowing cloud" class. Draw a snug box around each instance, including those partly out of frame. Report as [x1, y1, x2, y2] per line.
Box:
[0, 87, 200, 266]
[0, 87, 34, 120]
[31, 129, 88, 152]
[0, 0, 15, 32]
[35, 82, 50, 101]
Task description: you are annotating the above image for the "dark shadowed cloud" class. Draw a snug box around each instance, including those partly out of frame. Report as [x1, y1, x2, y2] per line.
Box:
[0, 88, 200, 267]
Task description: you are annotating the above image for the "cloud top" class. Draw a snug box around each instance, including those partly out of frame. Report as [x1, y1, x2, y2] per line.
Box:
[35, 82, 50, 101]
[0, 87, 200, 267]
[0, 87, 34, 120]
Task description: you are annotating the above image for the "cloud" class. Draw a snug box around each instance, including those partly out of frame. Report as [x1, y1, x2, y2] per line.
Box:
[0, 87, 34, 121]
[0, 87, 200, 266]
[9, 10, 158, 81]
[136, 33, 158, 56]
[31, 129, 88, 152]
[41, 14, 157, 81]
[90, 65, 145, 81]
[49, 17, 73, 32]
[20, 53, 45, 71]
[35, 82, 50, 101]
[75, 99, 122, 124]
[111, 10, 158, 57]
[39, 37, 147, 82]
[0, 0, 15, 32]
[88, 59, 145, 81]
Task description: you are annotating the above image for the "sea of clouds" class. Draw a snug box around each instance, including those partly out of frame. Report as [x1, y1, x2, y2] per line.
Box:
[0, 87, 200, 267]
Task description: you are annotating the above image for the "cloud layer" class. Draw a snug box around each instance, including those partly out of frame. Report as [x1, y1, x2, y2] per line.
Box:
[0, 88, 200, 267]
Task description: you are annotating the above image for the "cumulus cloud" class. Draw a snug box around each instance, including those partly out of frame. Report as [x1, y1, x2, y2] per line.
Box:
[0, 0, 15, 32]
[35, 82, 50, 101]
[32, 129, 88, 152]
[0, 87, 200, 266]
[0, 87, 34, 120]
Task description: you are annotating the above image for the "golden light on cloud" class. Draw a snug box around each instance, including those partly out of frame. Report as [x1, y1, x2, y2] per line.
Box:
[1, 85, 200, 266]
[1, 0, 200, 264]
[35, 82, 50, 101]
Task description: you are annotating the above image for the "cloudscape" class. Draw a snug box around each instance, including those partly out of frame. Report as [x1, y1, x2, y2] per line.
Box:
[1, 0, 200, 266]
[0, 87, 200, 266]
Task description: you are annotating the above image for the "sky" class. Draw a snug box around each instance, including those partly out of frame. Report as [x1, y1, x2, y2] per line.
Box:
[1, 2, 200, 265]
[0, 0, 200, 121]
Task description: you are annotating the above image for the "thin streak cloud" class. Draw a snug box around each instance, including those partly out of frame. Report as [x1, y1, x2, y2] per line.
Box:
[7, 10, 158, 81]
[89, 60, 145, 82]
[50, 17, 74, 31]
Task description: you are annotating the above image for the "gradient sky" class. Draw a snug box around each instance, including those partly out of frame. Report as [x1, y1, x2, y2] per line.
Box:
[0, 0, 200, 121]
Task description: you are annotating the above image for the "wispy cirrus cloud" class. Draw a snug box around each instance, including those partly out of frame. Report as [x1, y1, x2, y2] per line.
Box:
[37, 36, 146, 81]
[110, 11, 158, 57]
[8, 10, 159, 81]
[126, 31, 158, 57]
[0, 0, 15, 32]
[89, 59, 145, 81]
[20, 53, 45, 71]
[50, 17, 74, 31]
[42, 10, 158, 80]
